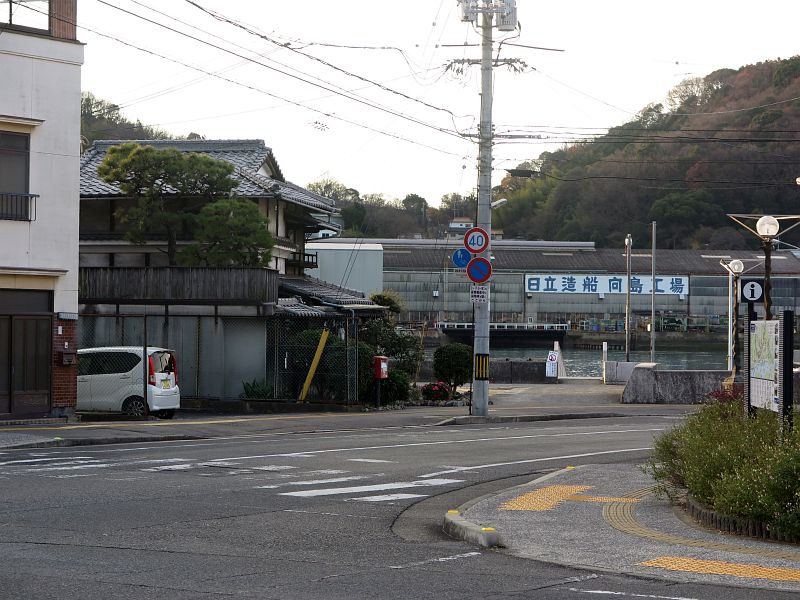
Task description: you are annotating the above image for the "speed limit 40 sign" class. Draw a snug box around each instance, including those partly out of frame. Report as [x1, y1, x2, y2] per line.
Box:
[463, 227, 489, 254]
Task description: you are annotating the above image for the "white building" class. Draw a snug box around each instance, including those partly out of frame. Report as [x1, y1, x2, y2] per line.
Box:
[305, 242, 384, 297]
[0, 0, 83, 417]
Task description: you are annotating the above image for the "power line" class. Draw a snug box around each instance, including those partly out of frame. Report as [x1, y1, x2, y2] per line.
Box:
[94, 0, 466, 142]
[183, 0, 470, 128]
[33, 4, 466, 158]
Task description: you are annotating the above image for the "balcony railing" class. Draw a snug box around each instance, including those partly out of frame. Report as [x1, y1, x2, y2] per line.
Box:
[0, 193, 37, 221]
[79, 267, 279, 305]
[287, 252, 318, 269]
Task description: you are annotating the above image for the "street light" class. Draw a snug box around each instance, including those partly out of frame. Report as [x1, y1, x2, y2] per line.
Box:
[728, 213, 800, 321]
[720, 258, 744, 373]
[756, 215, 779, 320]
[625, 234, 632, 362]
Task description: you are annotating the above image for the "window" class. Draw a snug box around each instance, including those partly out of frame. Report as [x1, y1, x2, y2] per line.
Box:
[0, 132, 33, 220]
[0, 1, 50, 31]
[79, 351, 141, 376]
[0, 132, 28, 194]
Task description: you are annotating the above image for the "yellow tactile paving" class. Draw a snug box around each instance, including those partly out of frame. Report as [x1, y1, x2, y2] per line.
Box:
[603, 488, 800, 561]
[640, 557, 800, 582]
[568, 495, 640, 504]
[500, 485, 642, 511]
[500, 485, 593, 511]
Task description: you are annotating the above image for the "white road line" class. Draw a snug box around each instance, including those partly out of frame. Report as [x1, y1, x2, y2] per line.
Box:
[389, 552, 481, 569]
[0, 456, 94, 466]
[282, 509, 383, 520]
[300, 469, 349, 475]
[287, 476, 373, 486]
[419, 447, 652, 478]
[250, 465, 296, 471]
[185, 429, 663, 463]
[347, 459, 396, 463]
[142, 464, 195, 472]
[567, 590, 701, 600]
[15, 457, 191, 473]
[353, 493, 427, 502]
[279, 478, 463, 498]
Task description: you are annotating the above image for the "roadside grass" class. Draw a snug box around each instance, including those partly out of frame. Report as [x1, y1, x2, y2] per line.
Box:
[645, 391, 800, 538]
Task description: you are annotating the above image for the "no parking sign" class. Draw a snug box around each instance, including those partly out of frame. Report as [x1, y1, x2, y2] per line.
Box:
[546, 351, 559, 378]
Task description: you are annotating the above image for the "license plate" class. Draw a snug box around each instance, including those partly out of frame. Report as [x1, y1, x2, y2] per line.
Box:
[161, 380, 171, 389]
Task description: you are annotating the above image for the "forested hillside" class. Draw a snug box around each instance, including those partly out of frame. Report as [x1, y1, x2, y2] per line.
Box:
[82, 56, 800, 249]
[493, 56, 800, 249]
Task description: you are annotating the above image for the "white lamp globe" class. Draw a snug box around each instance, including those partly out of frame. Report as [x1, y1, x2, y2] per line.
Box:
[756, 215, 780, 238]
[729, 259, 744, 274]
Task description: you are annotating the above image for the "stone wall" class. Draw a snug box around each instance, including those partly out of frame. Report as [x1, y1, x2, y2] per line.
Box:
[622, 363, 731, 404]
[418, 358, 555, 384]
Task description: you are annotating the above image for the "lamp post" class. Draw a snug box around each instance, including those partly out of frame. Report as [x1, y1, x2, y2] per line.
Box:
[720, 258, 744, 372]
[755, 215, 779, 320]
[625, 234, 632, 362]
[728, 214, 800, 321]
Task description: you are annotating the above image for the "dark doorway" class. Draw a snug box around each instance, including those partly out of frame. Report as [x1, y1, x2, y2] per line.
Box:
[0, 316, 51, 416]
[0, 286, 53, 416]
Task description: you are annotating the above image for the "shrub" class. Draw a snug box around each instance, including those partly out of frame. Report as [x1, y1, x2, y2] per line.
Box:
[381, 369, 410, 404]
[646, 388, 800, 538]
[433, 342, 472, 397]
[241, 378, 272, 400]
[421, 381, 450, 403]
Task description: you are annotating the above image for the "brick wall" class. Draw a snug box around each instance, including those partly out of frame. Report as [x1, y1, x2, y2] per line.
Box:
[50, 0, 77, 40]
[51, 318, 77, 413]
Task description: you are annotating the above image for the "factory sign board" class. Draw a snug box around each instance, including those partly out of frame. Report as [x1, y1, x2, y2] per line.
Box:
[524, 274, 689, 296]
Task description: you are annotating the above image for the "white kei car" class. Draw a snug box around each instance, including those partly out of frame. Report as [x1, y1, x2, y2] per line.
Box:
[77, 346, 180, 418]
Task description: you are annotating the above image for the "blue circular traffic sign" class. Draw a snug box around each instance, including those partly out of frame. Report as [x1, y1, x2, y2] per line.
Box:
[452, 248, 471, 268]
[466, 257, 492, 284]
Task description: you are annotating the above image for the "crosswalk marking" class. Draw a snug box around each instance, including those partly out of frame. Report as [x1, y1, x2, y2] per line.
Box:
[347, 459, 395, 464]
[279, 478, 463, 498]
[353, 493, 427, 502]
[286, 475, 372, 486]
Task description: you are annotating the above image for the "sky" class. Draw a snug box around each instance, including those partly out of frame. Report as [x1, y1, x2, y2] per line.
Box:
[73, 0, 800, 207]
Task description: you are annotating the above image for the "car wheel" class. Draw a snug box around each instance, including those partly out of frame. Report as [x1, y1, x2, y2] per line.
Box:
[122, 396, 148, 418]
[155, 409, 175, 419]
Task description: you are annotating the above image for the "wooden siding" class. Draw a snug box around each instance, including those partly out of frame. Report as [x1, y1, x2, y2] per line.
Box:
[79, 267, 278, 305]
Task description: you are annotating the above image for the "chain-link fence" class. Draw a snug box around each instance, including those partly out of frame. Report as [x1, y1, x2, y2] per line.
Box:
[78, 314, 362, 406]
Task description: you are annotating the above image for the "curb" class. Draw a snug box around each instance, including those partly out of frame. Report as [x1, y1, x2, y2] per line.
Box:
[442, 467, 580, 548]
[434, 413, 629, 426]
[443, 510, 502, 548]
[3, 434, 205, 449]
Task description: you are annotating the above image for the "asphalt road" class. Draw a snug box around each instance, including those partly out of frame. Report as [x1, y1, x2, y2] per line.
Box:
[0, 412, 793, 599]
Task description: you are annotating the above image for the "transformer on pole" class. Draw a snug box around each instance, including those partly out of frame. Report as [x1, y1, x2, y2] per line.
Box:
[455, 0, 517, 416]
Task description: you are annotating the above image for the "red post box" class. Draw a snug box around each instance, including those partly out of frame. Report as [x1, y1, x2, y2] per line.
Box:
[373, 355, 389, 380]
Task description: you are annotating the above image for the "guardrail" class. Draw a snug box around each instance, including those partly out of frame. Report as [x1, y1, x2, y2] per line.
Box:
[435, 322, 570, 331]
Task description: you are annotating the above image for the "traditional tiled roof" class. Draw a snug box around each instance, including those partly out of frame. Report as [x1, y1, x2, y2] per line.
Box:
[275, 298, 330, 317]
[279, 276, 385, 316]
[80, 139, 338, 216]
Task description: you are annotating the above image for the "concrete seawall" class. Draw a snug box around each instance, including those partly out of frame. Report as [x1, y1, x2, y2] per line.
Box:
[418, 359, 555, 384]
[621, 362, 800, 404]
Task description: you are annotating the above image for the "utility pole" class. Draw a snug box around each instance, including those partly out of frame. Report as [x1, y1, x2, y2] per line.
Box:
[456, 0, 518, 417]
